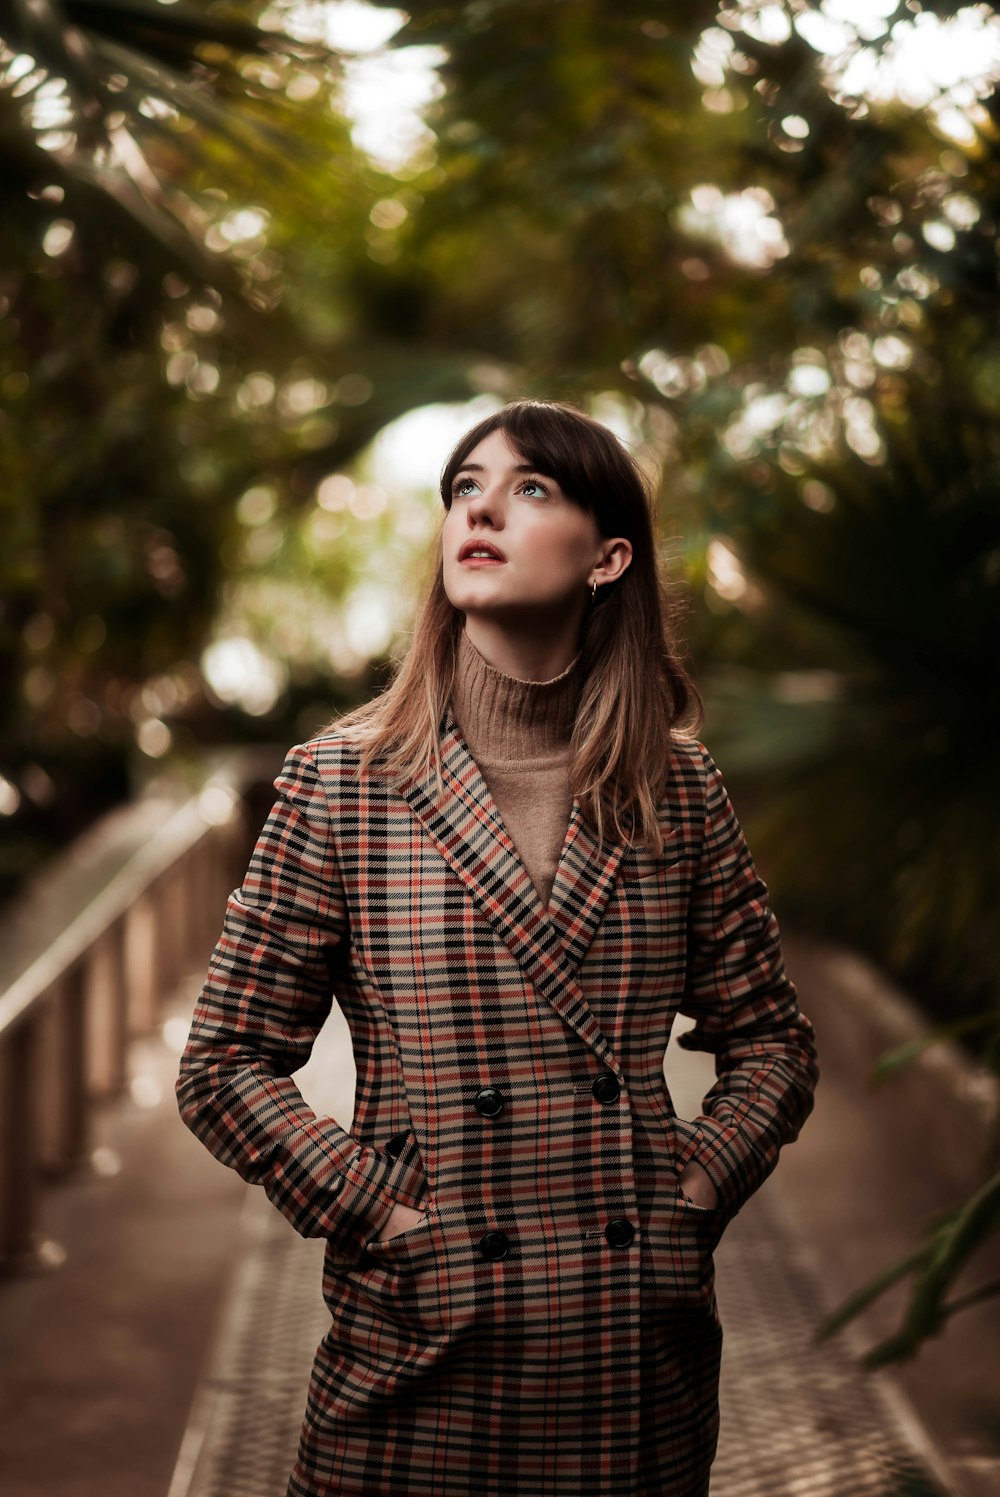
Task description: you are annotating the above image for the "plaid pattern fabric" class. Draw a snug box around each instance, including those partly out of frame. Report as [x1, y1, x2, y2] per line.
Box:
[176, 719, 818, 1496]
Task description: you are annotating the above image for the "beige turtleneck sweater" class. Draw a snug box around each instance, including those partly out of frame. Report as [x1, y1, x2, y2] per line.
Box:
[449, 631, 582, 909]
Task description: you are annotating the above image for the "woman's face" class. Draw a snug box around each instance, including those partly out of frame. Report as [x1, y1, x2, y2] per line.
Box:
[442, 429, 614, 624]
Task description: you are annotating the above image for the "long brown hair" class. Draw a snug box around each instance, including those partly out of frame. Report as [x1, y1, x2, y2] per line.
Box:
[336, 399, 701, 854]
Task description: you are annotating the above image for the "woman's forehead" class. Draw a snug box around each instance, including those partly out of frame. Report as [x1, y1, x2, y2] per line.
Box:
[459, 429, 534, 468]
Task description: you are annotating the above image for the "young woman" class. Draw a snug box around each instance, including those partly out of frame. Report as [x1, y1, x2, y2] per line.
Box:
[176, 399, 819, 1497]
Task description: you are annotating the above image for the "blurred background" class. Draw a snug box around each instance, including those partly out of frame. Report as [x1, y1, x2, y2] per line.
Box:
[1, 2, 998, 1494]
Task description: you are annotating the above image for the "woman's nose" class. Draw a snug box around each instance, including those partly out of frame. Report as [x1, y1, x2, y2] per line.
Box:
[467, 486, 504, 527]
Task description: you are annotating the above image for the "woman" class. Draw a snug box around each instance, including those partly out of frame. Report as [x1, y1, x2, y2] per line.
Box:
[176, 399, 819, 1497]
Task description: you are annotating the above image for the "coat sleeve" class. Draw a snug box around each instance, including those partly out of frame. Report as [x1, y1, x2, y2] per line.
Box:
[673, 743, 819, 1217]
[175, 742, 414, 1255]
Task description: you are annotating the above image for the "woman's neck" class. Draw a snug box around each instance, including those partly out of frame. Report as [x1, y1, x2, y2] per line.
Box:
[462, 613, 583, 683]
[451, 629, 581, 763]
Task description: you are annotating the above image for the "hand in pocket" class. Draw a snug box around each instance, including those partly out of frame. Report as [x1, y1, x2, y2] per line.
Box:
[376, 1201, 427, 1243]
[676, 1159, 719, 1211]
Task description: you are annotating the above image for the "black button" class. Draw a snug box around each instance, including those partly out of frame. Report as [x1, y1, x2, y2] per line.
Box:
[605, 1218, 635, 1249]
[479, 1230, 510, 1261]
[592, 1072, 621, 1105]
[384, 1130, 409, 1158]
[474, 1086, 504, 1118]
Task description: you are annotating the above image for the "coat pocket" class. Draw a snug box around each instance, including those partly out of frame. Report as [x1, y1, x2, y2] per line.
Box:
[351, 1203, 446, 1337]
[363, 1202, 441, 1270]
[643, 1190, 722, 1310]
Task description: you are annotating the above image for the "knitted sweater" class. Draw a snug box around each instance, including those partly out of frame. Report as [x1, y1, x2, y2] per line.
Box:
[449, 630, 582, 909]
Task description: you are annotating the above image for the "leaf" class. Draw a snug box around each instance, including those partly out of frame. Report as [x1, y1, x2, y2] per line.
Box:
[813, 1240, 933, 1344]
[820, 1173, 1000, 1367]
[872, 1009, 999, 1086]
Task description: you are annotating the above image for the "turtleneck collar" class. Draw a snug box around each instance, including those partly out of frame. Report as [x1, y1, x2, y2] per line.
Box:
[450, 629, 583, 765]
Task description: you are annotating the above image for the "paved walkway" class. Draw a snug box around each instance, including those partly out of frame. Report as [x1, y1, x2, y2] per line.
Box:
[0, 981, 247, 1497]
[168, 1170, 953, 1497]
[166, 965, 970, 1497]
[1, 944, 996, 1496]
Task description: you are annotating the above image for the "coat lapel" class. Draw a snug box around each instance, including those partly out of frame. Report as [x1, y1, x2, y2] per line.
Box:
[395, 716, 628, 1071]
[545, 800, 628, 973]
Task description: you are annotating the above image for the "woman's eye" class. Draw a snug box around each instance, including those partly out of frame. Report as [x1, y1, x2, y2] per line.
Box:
[450, 475, 550, 499]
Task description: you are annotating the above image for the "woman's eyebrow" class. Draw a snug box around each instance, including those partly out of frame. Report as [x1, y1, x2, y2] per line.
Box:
[452, 462, 551, 477]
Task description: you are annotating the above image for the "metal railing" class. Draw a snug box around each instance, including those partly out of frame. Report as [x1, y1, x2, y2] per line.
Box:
[0, 748, 279, 1275]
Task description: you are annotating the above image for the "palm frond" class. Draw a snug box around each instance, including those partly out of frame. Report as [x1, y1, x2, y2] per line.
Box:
[1, 0, 337, 294]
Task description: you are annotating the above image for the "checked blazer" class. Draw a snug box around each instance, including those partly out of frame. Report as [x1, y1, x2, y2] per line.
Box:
[176, 716, 818, 1497]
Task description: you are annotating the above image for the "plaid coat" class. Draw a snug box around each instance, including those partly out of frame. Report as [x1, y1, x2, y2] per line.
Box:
[176, 717, 818, 1497]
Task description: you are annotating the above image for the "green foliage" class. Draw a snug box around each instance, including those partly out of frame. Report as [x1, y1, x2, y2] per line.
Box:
[816, 1167, 1000, 1368]
[353, 1, 1000, 1034]
[872, 1012, 1000, 1084]
[693, 348, 1000, 1013]
[1, 0, 999, 1356]
[814, 1013, 1000, 1366]
[0, 0, 472, 893]
[0, 0, 325, 296]
[364, 0, 1000, 1366]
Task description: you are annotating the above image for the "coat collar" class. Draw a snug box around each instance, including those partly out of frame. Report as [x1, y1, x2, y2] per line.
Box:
[395, 711, 628, 1071]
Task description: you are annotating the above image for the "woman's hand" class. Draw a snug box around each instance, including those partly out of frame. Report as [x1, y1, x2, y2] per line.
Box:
[676, 1159, 719, 1211]
[375, 1201, 427, 1242]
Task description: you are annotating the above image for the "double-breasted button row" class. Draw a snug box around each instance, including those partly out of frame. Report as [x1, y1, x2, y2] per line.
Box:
[476, 1073, 622, 1115]
[477, 1222, 634, 1259]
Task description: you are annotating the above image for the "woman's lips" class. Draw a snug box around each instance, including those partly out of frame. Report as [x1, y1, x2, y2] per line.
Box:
[458, 541, 507, 565]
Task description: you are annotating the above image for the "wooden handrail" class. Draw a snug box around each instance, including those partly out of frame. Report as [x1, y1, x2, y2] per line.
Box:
[0, 745, 283, 1275]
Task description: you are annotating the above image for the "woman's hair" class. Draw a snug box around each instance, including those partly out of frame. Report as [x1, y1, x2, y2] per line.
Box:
[336, 399, 702, 854]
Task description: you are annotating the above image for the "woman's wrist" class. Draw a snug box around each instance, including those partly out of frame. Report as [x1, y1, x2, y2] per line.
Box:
[374, 1200, 427, 1242]
[676, 1158, 719, 1210]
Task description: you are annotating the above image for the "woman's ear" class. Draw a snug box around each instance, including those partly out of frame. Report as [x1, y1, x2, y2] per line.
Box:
[593, 538, 633, 586]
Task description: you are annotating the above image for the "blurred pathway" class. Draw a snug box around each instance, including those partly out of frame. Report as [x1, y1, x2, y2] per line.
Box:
[166, 990, 963, 1497]
[1, 947, 995, 1496]
[0, 977, 248, 1497]
[167, 1169, 953, 1497]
